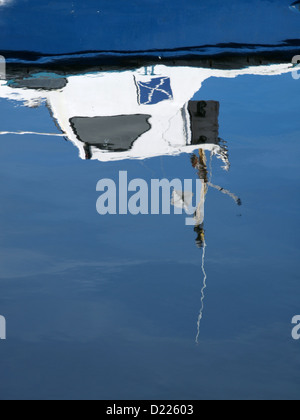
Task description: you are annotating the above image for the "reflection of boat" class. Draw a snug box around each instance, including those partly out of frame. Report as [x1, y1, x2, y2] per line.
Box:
[0, 59, 295, 343]
[0, 0, 299, 62]
[0, 63, 294, 162]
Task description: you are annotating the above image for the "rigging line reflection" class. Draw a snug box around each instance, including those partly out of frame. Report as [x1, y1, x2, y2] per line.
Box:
[138, 160, 158, 178]
[209, 150, 213, 183]
[193, 149, 209, 344]
[196, 242, 207, 344]
[208, 182, 242, 207]
[0, 131, 65, 137]
[192, 145, 241, 342]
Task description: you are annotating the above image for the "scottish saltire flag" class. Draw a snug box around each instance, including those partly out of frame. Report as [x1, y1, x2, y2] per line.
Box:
[136, 77, 173, 105]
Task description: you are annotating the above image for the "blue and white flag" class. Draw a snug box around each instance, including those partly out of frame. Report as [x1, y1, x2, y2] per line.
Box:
[136, 77, 173, 105]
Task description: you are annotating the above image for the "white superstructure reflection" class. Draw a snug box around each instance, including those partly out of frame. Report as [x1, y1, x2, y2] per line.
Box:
[0, 63, 293, 162]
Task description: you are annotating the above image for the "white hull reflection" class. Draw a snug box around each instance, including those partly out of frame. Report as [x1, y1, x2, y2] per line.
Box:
[0, 63, 294, 163]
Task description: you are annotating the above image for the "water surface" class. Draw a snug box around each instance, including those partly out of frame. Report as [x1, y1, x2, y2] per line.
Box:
[0, 69, 299, 400]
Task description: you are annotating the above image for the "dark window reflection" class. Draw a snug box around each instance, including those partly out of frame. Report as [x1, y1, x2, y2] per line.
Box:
[70, 114, 152, 154]
[188, 101, 220, 146]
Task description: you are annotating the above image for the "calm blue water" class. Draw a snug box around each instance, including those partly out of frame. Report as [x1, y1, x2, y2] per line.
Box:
[0, 71, 300, 400]
[0, 0, 299, 54]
